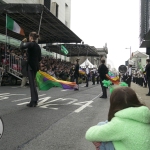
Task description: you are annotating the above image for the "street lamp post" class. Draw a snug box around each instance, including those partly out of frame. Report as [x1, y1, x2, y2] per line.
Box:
[125, 46, 131, 60]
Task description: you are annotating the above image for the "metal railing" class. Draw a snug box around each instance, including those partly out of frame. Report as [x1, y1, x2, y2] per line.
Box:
[8, 54, 22, 79]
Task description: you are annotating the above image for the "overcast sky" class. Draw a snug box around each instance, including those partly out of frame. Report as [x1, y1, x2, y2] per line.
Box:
[70, 0, 145, 69]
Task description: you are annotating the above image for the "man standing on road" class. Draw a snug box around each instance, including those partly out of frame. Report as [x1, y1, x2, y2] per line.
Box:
[126, 63, 132, 87]
[98, 59, 108, 99]
[74, 58, 80, 91]
[144, 59, 150, 96]
[20, 32, 41, 107]
[85, 64, 90, 87]
[69, 64, 75, 82]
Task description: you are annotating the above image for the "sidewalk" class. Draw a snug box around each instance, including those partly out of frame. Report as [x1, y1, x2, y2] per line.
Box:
[131, 82, 150, 109]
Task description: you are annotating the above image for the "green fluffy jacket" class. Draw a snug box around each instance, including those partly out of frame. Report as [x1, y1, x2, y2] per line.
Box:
[85, 106, 150, 150]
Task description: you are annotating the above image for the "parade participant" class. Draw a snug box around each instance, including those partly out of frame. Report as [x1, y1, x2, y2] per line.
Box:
[69, 64, 75, 82]
[144, 59, 150, 96]
[85, 87, 150, 150]
[20, 32, 41, 107]
[92, 67, 96, 85]
[74, 58, 80, 90]
[96, 70, 99, 84]
[98, 59, 108, 98]
[126, 63, 132, 87]
[85, 64, 90, 87]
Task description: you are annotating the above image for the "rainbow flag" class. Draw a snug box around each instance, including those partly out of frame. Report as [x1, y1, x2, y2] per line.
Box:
[79, 69, 85, 75]
[36, 70, 77, 91]
[106, 74, 120, 85]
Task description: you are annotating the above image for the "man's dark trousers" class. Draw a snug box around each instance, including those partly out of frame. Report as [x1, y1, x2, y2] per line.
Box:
[148, 77, 150, 94]
[86, 75, 89, 87]
[100, 79, 107, 98]
[28, 65, 38, 103]
[92, 74, 95, 85]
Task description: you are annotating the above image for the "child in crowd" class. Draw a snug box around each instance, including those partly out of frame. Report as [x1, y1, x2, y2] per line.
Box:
[85, 87, 150, 150]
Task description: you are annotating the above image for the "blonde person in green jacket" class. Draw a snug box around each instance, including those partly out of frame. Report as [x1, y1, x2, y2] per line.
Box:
[85, 87, 150, 150]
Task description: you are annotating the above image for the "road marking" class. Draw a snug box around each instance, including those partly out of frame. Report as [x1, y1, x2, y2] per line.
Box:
[91, 93, 102, 101]
[74, 93, 101, 113]
[38, 97, 51, 106]
[81, 85, 86, 87]
[61, 89, 70, 91]
[0, 93, 10, 95]
[74, 101, 93, 113]
[12, 94, 46, 102]
[0, 97, 9, 101]
[0, 93, 26, 101]
[17, 102, 29, 105]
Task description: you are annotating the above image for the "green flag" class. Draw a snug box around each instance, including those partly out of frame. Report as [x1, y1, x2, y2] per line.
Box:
[6, 15, 25, 35]
[61, 45, 68, 55]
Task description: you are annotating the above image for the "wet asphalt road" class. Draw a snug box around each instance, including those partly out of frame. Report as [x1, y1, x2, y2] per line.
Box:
[0, 83, 110, 150]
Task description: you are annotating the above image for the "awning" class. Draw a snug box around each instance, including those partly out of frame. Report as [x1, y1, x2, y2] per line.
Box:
[140, 40, 150, 48]
[0, 33, 20, 47]
[0, 4, 82, 43]
[43, 44, 100, 57]
[80, 58, 94, 68]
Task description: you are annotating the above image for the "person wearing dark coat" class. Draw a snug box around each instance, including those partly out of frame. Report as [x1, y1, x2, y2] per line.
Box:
[98, 60, 108, 98]
[20, 32, 41, 107]
[21, 56, 28, 87]
[144, 59, 150, 96]
[69, 64, 75, 82]
[74, 58, 80, 90]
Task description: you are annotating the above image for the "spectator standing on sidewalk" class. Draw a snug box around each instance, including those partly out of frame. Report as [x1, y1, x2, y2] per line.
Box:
[144, 59, 150, 96]
[85, 87, 150, 150]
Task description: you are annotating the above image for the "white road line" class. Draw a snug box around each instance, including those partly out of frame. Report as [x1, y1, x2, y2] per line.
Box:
[74, 93, 102, 113]
[0, 93, 10, 95]
[91, 93, 102, 101]
[12, 94, 46, 102]
[74, 101, 93, 113]
[17, 102, 29, 105]
[61, 90, 70, 91]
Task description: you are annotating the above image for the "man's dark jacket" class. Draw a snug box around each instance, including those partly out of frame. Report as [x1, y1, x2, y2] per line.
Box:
[145, 63, 150, 79]
[20, 41, 41, 73]
[98, 64, 108, 80]
[74, 64, 79, 77]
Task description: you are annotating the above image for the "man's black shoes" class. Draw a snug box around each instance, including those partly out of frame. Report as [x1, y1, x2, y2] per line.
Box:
[100, 96, 107, 99]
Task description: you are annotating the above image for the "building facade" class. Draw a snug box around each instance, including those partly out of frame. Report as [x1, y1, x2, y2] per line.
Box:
[2, 0, 71, 28]
[2, 0, 71, 61]
[139, 0, 150, 57]
[70, 44, 108, 68]
[125, 51, 149, 72]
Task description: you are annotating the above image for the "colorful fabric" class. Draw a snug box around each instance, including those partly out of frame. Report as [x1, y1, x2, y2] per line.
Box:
[79, 69, 86, 75]
[106, 74, 120, 85]
[86, 106, 150, 150]
[108, 71, 115, 77]
[6, 15, 25, 36]
[36, 70, 77, 90]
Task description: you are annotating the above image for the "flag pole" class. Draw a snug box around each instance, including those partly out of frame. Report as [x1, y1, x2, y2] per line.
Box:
[5, 14, 7, 63]
[37, 8, 43, 43]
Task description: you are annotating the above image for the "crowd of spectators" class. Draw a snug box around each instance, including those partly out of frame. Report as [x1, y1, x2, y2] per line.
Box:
[40, 57, 73, 80]
[0, 43, 76, 81]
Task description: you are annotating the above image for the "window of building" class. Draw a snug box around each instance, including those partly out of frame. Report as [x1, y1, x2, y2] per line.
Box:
[56, 3, 59, 18]
[44, 0, 51, 10]
[65, 21, 68, 26]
